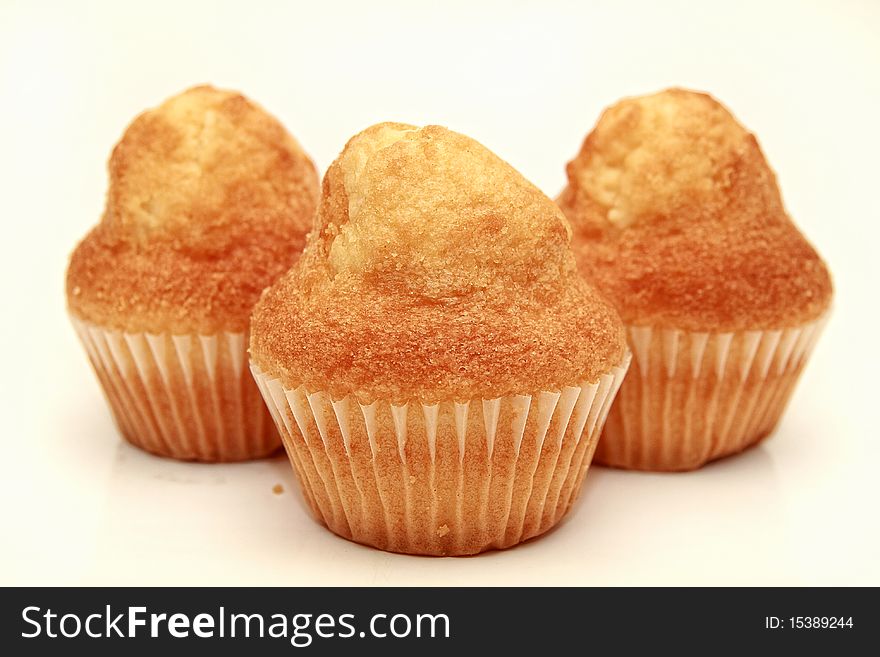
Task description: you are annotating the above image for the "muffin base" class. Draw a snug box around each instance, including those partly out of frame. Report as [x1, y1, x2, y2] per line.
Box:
[72, 317, 280, 461]
[596, 315, 828, 471]
[251, 356, 630, 556]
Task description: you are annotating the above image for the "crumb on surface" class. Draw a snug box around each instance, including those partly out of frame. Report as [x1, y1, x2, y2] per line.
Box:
[272, 483, 284, 495]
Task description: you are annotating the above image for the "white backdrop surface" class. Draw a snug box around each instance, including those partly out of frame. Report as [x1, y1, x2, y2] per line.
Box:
[1, 0, 877, 585]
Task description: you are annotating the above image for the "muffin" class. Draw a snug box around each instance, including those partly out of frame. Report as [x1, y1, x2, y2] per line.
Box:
[66, 85, 320, 461]
[558, 88, 832, 471]
[250, 123, 629, 555]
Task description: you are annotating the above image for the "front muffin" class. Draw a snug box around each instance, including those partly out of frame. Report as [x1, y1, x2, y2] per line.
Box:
[67, 85, 320, 461]
[250, 123, 629, 555]
[559, 89, 833, 471]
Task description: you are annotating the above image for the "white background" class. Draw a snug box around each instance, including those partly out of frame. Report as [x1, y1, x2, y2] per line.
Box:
[1, 0, 878, 585]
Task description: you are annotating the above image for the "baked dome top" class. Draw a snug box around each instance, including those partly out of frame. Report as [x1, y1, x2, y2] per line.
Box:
[558, 88, 832, 332]
[251, 123, 626, 402]
[67, 85, 319, 334]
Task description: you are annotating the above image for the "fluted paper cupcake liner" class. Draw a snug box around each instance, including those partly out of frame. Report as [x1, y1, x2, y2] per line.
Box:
[596, 314, 829, 471]
[251, 355, 630, 556]
[71, 317, 279, 461]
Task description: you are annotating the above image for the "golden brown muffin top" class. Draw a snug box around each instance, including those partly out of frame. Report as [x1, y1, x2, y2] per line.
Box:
[251, 123, 626, 403]
[66, 85, 320, 334]
[558, 88, 832, 332]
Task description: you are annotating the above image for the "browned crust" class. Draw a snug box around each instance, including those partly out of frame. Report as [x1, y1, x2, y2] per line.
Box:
[251, 124, 626, 403]
[558, 88, 833, 332]
[66, 85, 319, 334]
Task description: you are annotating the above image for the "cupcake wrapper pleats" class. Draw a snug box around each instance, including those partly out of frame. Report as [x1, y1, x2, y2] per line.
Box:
[251, 355, 630, 556]
[71, 317, 280, 461]
[597, 314, 829, 471]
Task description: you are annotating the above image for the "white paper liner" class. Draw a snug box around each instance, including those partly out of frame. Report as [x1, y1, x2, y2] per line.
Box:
[597, 313, 829, 471]
[251, 354, 630, 556]
[71, 317, 279, 461]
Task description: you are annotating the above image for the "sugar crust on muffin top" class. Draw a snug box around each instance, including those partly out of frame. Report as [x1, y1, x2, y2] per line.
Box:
[558, 88, 832, 332]
[66, 85, 319, 334]
[250, 123, 627, 403]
